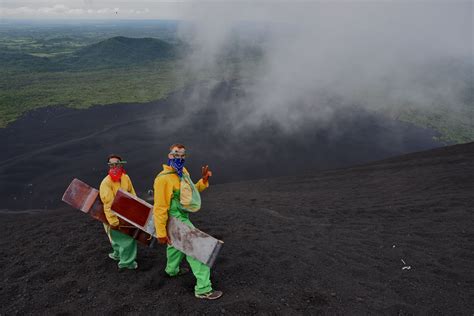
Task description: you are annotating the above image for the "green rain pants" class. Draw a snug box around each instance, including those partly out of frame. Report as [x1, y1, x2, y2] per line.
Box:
[165, 190, 213, 295]
[104, 224, 137, 269]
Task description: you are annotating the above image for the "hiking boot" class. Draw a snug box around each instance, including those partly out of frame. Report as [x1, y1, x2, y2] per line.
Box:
[108, 253, 120, 261]
[195, 290, 223, 300]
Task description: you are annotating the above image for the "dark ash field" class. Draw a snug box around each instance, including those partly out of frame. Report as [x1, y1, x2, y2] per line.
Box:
[1, 142, 473, 314]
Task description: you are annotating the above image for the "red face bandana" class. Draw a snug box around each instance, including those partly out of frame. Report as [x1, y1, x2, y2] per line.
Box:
[108, 166, 125, 182]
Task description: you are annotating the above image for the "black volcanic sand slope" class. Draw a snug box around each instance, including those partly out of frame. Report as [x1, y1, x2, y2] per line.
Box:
[0, 82, 442, 210]
[1, 143, 473, 314]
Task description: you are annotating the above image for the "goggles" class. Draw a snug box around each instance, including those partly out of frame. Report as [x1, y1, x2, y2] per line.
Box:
[108, 161, 127, 167]
[169, 149, 186, 159]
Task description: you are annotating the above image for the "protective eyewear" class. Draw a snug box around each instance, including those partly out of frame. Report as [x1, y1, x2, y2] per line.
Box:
[108, 161, 126, 167]
[169, 149, 186, 159]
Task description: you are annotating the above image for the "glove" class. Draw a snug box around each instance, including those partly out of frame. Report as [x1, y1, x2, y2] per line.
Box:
[158, 236, 171, 245]
[201, 165, 212, 184]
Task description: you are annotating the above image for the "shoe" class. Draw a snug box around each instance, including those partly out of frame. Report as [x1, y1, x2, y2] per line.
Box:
[195, 290, 223, 300]
[118, 261, 138, 271]
[108, 253, 120, 261]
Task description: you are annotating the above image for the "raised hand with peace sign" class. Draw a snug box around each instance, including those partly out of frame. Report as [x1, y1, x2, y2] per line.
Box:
[201, 165, 212, 184]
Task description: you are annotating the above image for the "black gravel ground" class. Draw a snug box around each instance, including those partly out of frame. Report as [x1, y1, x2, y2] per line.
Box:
[1, 142, 473, 314]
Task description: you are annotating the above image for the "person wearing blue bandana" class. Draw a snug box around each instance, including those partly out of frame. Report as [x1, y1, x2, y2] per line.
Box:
[168, 153, 186, 177]
[152, 143, 223, 300]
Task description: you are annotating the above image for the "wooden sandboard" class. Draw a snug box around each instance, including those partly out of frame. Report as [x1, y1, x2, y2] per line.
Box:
[112, 189, 224, 267]
[62, 178, 155, 246]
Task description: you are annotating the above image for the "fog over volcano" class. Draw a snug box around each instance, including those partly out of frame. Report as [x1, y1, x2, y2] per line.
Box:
[173, 1, 472, 134]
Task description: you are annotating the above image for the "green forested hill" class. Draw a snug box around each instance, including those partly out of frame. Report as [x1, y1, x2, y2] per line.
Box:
[1, 36, 177, 71]
[60, 36, 177, 69]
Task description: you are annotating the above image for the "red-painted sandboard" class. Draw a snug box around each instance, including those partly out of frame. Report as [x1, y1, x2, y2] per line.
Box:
[62, 178, 155, 246]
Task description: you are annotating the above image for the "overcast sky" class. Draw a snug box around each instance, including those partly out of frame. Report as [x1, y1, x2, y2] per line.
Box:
[1, 0, 471, 20]
[1, 0, 185, 19]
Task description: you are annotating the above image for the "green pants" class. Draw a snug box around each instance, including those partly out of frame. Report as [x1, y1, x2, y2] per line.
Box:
[104, 224, 137, 269]
[165, 216, 213, 295]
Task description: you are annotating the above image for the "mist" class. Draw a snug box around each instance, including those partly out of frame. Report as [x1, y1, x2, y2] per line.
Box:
[172, 1, 472, 134]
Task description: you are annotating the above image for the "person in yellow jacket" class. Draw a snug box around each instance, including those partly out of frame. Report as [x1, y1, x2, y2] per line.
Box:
[99, 154, 138, 270]
[153, 144, 223, 300]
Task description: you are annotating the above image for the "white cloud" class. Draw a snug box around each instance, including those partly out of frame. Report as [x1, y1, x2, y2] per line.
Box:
[3, 1, 459, 19]
[1, 2, 162, 18]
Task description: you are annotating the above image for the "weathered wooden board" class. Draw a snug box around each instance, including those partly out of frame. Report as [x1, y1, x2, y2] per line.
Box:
[112, 189, 223, 267]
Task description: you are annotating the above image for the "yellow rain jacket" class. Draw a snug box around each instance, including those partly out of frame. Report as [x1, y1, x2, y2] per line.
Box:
[153, 165, 209, 238]
[99, 174, 136, 226]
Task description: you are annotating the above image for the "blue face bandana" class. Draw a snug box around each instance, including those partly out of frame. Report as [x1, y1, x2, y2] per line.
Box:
[168, 158, 185, 177]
